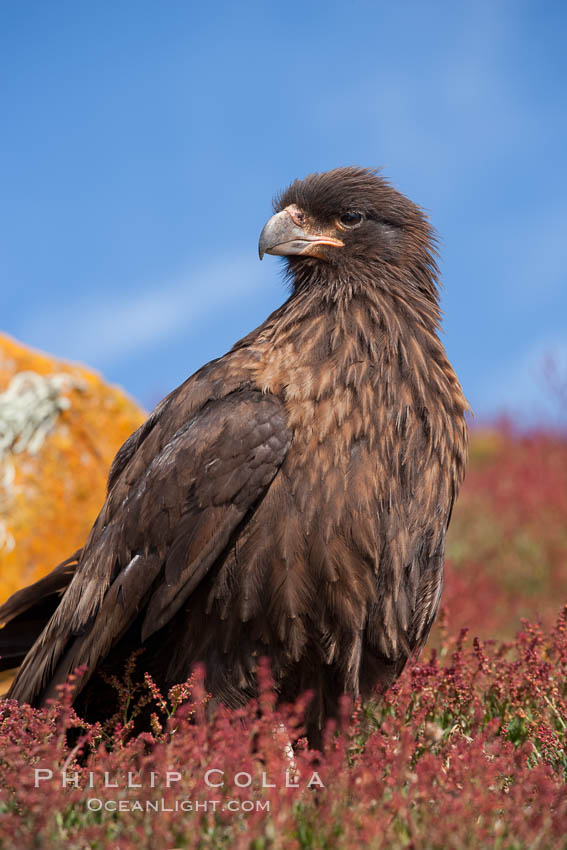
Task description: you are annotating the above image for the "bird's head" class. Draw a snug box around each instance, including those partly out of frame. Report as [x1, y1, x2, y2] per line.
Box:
[259, 167, 439, 303]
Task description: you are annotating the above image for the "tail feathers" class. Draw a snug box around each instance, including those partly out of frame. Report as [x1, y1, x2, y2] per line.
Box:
[0, 553, 79, 674]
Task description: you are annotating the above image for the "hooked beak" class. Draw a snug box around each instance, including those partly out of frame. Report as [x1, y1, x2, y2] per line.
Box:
[258, 208, 344, 260]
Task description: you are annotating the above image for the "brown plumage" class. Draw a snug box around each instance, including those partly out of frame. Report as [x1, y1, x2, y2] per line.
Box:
[0, 167, 468, 744]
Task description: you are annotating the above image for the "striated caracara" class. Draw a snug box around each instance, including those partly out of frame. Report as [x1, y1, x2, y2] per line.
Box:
[0, 167, 468, 744]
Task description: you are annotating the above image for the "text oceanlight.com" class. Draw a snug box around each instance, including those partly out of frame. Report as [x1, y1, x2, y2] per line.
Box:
[86, 798, 271, 813]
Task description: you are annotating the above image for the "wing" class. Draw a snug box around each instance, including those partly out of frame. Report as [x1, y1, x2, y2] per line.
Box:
[8, 389, 291, 706]
[0, 554, 78, 672]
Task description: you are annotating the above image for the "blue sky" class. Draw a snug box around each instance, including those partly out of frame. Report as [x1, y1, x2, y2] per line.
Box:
[1, 1, 566, 423]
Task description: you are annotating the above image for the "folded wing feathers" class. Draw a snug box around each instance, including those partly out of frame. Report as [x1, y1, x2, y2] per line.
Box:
[7, 390, 291, 706]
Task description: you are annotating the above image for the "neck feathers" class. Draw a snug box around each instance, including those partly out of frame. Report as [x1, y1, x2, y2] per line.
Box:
[253, 268, 468, 461]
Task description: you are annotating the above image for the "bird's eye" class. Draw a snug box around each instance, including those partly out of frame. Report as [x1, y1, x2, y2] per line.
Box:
[339, 212, 363, 228]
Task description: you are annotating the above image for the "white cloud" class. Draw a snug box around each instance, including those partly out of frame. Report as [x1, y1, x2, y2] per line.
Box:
[17, 254, 271, 368]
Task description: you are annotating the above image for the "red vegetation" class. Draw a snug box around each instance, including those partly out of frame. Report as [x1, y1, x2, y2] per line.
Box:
[0, 423, 566, 847]
[0, 610, 566, 849]
[442, 426, 567, 641]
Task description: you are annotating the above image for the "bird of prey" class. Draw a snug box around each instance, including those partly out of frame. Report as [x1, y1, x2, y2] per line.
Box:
[0, 167, 468, 744]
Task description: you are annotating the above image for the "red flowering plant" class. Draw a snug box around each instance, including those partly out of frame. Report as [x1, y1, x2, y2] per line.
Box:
[0, 427, 566, 849]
